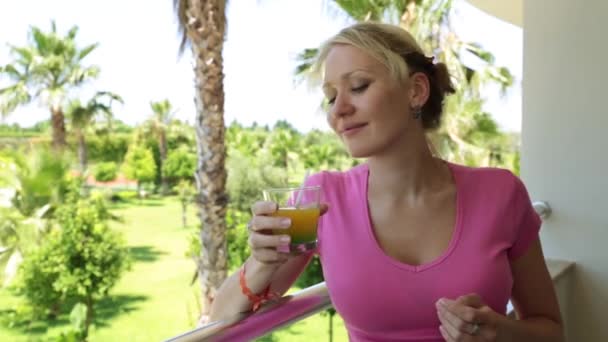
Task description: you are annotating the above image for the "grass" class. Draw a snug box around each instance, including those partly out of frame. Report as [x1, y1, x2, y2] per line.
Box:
[0, 195, 349, 341]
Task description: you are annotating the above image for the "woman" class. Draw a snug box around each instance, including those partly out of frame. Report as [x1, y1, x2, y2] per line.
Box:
[209, 22, 564, 342]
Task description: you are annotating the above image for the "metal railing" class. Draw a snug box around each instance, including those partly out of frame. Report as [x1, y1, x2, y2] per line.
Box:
[165, 201, 552, 342]
[165, 283, 331, 342]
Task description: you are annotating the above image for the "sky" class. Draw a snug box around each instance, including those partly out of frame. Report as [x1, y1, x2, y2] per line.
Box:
[0, 0, 523, 132]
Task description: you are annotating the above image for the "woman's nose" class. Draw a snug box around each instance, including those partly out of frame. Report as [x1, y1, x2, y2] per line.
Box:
[330, 93, 355, 118]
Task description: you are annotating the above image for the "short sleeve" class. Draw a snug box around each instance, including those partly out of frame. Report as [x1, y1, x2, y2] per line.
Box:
[508, 176, 542, 260]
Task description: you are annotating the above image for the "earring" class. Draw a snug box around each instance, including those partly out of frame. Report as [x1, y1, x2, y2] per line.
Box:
[412, 106, 423, 119]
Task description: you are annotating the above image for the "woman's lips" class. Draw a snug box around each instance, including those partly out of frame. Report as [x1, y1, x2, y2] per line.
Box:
[341, 123, 367, 137]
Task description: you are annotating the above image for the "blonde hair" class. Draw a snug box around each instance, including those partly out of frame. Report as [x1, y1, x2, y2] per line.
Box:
[314, 22, 455, 130]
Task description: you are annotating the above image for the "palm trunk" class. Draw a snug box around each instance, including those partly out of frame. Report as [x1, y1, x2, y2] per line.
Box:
[50, 106, 67, 150]
[137, 182, 143, 203]
[329, 311, 334, 342]
[78, 129, 88, 173]
[182, 201, 188, 228]
[185, 0, 229, 315]
[84, 295, 93, 341]
[159, 130, 169, 195]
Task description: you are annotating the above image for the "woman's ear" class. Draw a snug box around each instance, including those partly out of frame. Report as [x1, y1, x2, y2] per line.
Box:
[409, 72, 431, 108]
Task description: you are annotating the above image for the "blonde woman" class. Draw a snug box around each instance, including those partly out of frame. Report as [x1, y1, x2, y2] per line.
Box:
[210, 22, 564, 342]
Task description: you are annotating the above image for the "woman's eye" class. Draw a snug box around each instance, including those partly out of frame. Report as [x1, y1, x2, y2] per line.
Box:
[352, 84, 369, 93]
[327, 97, 336, 105]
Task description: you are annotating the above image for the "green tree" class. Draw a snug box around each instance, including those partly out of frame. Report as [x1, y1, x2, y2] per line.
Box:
[0, 22, 100, 149]
[175, 180, 196, 228]
[226, 121, 269, 157]
[66, 91, 123, 172]
[122, 144, 156, 195]
[18, 183, 130, 338]
[16, 228, 64, 318]
[85, 133, 131, 164]
[164, 146, 196, 183]
[93, 161, 118, 182]
[174, 0, 229, 314]
[147, 99, 175, 195]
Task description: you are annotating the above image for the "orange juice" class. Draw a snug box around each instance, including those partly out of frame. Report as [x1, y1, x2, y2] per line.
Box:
[271, 207, 320, 243]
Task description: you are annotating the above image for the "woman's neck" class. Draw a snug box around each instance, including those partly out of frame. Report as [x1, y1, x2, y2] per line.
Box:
[366, 136, 450, 202]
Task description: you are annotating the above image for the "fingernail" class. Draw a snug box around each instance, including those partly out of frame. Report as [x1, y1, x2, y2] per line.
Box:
[280, 218, 291, 228]
[280, 236, 291, 243]
[436, 299, 445, 307]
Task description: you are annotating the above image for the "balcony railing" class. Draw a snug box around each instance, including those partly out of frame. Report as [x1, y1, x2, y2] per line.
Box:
[165, 282, 331, 342]
[165, 201, 571, 342]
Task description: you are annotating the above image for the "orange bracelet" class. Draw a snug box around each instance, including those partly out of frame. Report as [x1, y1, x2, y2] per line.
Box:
[239, 264, 279, 312]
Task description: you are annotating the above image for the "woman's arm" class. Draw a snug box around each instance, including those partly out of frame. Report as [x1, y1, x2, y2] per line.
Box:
[437, 238, 564, 342]
[208, 252, 314, 322]
[208, 201, 326, 322]
[497, 238, 564, 341]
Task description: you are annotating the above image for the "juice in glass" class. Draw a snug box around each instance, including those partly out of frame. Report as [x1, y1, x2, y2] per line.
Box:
[263, 186, 321, 253]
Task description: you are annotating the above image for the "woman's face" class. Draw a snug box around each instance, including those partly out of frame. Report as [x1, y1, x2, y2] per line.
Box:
[322, 44, 426, 158]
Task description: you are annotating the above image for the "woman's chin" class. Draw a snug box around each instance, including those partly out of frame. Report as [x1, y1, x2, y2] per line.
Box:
[346, 146, 374, 159]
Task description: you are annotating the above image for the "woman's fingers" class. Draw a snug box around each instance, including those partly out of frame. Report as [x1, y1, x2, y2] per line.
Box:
[249, 215, 291, 232]
[249, 231, 290, 249]
[437, 296, 498, 341]
[249, 199, 328, 264]
[437, 305, 476, 341]
[248, 202, 292, 265]
[251, 201, 278, 216]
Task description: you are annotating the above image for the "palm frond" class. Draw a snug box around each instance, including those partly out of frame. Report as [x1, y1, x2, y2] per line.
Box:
[30, 26, 49, 54]
[294, 48, 320, 86]
[66, 25, 79, 40]
[462, 42, 495, 64]
[78, 43, 99, 61]
[174, 0, 189, 54]
[0, 82, 31, 116]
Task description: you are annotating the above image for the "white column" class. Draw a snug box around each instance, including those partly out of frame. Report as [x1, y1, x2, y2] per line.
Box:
[522, 1, 608, 341]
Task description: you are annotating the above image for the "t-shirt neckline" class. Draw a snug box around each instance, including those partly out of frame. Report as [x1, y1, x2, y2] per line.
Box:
[361, 161, 464, 272]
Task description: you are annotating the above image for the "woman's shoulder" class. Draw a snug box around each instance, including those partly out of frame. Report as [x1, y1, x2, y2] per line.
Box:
[307, 163, 368, 185]
[449, 162, 518, 184]
[305, 164, 368, 196]
[448, 162, 530, 202]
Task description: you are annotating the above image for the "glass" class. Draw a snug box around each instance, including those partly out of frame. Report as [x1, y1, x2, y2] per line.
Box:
[262, 186, 321, 253]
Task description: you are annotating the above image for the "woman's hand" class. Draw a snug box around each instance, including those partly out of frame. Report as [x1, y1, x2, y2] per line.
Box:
[436, 294, 501, 342]
[248, 201, 293, 265]
[248, 201, 329, 265]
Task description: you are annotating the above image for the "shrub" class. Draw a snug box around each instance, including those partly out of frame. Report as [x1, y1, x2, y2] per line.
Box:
[86, 134, 131, 163]
[18, 183, 130, 337]
[93, 162, 118, 182]
[164, 148, 196, 183]
[122, 144, 156, 192]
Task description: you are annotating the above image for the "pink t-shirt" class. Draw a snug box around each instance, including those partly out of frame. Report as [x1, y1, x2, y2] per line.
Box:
[305, 162, 541, 342]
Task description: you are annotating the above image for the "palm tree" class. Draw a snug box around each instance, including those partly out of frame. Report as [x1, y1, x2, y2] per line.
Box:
[0, 149, 70, 285]
[67, 91, 123, 173]
[0, 22, 100, 150]
[148, 99, 175, 195]
[174, 0, 229, 315]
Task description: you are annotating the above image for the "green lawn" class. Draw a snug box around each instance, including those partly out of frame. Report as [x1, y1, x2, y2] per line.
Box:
[0, 196, 348, 341]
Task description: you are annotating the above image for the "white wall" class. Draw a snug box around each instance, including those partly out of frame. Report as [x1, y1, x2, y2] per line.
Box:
[522, 1, 608, 341]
